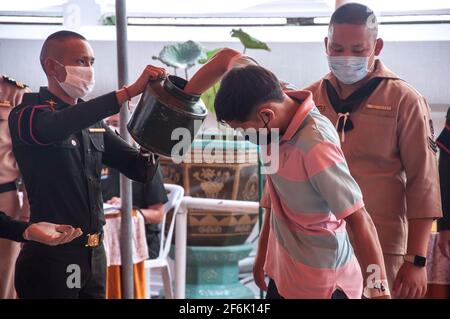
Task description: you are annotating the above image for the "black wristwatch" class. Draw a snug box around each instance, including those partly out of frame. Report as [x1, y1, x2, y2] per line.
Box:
[404, 254, 427, 268]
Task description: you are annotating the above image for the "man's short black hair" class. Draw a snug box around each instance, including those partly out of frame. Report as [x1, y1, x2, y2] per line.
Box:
[40, 30, 87, 70]
[214, 65, 285, 123]
[329, 3, 378, 39]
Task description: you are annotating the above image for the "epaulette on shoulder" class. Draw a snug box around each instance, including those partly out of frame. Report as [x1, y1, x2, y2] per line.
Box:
[2, 75, 28, 89]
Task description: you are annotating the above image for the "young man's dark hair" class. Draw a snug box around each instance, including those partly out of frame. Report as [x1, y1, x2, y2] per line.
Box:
[214, 65, 285, 123]
[40, 30, 87, 70]
[329, 3, 378, 39]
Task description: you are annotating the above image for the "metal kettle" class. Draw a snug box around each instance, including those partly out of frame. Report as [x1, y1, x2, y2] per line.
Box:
[127, 75, 207, 159]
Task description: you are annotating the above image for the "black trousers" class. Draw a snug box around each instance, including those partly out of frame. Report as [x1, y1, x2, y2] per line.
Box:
[15, 242, 106, 299]
[266, 278, 348, 299]
[145, 226, 161, 259]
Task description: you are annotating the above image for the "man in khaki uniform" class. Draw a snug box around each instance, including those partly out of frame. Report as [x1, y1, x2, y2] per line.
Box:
[0, 74, 30, 298]
[305, 3, 442, 298]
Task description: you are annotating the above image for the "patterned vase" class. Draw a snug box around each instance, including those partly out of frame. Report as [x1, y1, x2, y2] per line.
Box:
[161, 137, 260, 246]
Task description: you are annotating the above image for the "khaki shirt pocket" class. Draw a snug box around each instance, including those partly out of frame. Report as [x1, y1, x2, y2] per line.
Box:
[349, 112, 397, 160]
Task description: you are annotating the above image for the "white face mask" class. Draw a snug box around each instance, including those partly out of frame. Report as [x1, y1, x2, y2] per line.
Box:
[54, 61, 95, 99]
[327, 55, 372, 85]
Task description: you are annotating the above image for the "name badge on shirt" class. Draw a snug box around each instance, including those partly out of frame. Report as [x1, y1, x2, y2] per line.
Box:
[366, 104, 391, 111]
[89, 128, 106, 133]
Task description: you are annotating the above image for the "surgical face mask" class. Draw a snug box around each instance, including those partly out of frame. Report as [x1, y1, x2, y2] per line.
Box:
[327, 51, 374, 85]
[54, 61, 95, 99]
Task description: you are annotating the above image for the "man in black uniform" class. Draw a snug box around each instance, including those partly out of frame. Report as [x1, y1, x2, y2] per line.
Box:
[437, 107, 450, 258]
[8, 31, 164, 298]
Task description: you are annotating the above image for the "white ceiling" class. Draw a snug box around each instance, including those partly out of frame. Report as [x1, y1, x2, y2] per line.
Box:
[0, 0, 449, 17]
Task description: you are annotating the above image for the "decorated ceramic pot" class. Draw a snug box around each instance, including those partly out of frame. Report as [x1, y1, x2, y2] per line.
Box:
[162, 137, 260, 246]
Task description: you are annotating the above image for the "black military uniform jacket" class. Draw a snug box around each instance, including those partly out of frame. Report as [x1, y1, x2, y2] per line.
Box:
[0, 211, 28, 242]
[437, 107, 450, 231]
[8, 87, 158, 235]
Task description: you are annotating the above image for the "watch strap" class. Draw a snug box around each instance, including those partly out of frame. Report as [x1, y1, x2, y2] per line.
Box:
[404, 254, 427, 267]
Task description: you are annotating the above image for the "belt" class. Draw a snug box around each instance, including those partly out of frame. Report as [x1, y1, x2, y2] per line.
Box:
[69, 231, 104, 248]
[0, 181, 17, 194]
[84, 232, 104, 248]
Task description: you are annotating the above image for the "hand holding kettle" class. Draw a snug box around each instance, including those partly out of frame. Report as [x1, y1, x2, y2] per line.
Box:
[115, 65, 167, 105]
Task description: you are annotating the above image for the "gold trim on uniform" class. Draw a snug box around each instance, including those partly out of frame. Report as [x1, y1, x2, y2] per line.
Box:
[85, 233, 101, 247]
[45, 100, 57, 109]
[2, 75, 28, 89]
[88, 128, 106, 133]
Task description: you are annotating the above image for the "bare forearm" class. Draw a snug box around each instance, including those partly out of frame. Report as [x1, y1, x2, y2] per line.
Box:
[115, 87, 131, 105]
[407, 218, 434, 256]
[116, 64, 167, 105]
[391, 218, 433, 299]
[140, 203, 164, 224]
[257, 207, 271, 260]
[184, 48, 241, 95]
[346, 208, 387, 283]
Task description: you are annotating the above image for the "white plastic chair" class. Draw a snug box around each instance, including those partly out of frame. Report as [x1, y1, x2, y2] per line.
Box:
[144, 183, 184, 299]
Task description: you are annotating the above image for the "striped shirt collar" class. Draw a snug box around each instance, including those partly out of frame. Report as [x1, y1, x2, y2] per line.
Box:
[281, 90, 315, 142]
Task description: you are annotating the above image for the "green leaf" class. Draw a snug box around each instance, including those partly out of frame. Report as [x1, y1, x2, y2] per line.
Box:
[198, 48, 224, 64]
[201, 82, 220, 114]
[100, 14, 116, 26]
[152, 40, 206, 69]
[230, 28, 270, 52]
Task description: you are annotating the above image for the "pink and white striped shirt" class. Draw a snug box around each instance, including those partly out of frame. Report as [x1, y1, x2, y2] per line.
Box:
[262, 90, 364, 299]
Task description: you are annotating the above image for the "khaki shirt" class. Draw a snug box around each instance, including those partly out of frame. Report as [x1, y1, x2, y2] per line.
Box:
[0, 75, 30, 185]
[305, 60, 442, 255]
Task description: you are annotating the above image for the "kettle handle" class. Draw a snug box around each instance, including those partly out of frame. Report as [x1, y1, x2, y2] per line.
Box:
[147, 76, 166, 87]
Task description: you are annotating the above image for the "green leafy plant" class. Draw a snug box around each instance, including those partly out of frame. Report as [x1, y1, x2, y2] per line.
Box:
[198, 48, 223, 64]
[100, 14, 116, 26]
[152, 40, 206, 79]
[230, 28, 271, 53]
[199, 48, 223, 114]
[151, 30, 270, 115]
